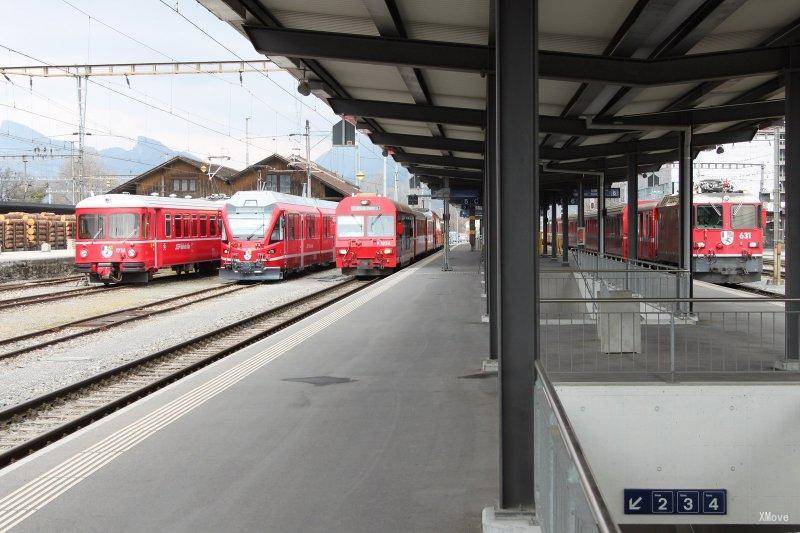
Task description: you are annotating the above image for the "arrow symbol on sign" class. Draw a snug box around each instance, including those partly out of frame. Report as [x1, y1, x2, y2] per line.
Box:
[628, 497, 642, 511]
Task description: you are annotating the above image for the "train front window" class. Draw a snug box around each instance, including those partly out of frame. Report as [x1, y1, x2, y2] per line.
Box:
[337, 215, 365, 237]
[732, 203, 758, 229]
[107, 213, 141, 239]
[366, 214, 395, 237]
[226, 205, 275, 240]
[78, 214, 105, 239]
[696, 204, 722, 229]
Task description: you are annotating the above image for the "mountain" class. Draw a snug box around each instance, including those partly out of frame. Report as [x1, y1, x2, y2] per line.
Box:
[0, 120, 194, 181]
[315, 144, 412, 198]
[99, 137, 194, 177]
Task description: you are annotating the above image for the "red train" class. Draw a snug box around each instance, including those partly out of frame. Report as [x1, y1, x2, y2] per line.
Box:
[219, 191, 338, 281]
[335, 194, 443, 276]
[75, 194, 223, 283]
[560, 183, 764, 283]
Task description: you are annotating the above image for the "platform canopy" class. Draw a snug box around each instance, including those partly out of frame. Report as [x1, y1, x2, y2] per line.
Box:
[199, 0, 800, 194]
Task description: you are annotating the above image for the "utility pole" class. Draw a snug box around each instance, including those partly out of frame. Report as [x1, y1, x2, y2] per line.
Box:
[774, 125, 783, 284]
[382, 154, 387, 197]
[442, 177, 452, 271]
[76, 76, 87, 201]
[393, 164, 398, 201]
[245, 116, 251, 168]
[305, 119, 311, 198]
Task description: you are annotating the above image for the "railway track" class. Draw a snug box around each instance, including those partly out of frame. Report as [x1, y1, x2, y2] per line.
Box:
[0, 275, 84, 293]
[0, 277, 371, 466]
[0, 282, 254, 360]
[0, 271, 217, 312]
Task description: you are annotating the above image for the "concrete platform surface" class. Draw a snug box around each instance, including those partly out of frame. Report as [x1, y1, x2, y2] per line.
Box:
[0, 246, 497, 533]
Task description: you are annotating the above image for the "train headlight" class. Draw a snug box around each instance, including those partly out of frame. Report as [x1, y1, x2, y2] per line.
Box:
[224, 249, 229, 254]
[339, 249, 347, 255]
[79, 248, 88, 258]
[383, 248, 392, 254]
[695, 241, 705, 249]
[127, 248, 137, 258]
[267, 249, 275, 254]
[749, 242, 758, 248]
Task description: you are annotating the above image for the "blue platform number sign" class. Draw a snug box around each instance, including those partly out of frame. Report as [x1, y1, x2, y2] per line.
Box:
[625, 489, 726, 515]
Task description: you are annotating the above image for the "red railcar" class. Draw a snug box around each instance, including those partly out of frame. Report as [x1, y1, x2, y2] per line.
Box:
[219, 191, 338, 281]
[335, 194, 441, 276]
[74, 194, 223, 284]
[561, 186, 765, 283]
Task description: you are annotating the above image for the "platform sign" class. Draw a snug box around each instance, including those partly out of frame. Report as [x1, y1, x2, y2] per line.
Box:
[624, 489, 726, 515]
[431, 187, 450, 199]
[579, 187, 621, 199]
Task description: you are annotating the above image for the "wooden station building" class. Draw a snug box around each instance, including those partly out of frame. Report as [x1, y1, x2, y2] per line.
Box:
[109, 154, 358, 201]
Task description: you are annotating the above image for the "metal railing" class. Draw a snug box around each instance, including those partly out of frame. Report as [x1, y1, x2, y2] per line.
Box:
[569, 248, 690, 303]
[534, 360, 620, 533]
[540, 296, 800, 377]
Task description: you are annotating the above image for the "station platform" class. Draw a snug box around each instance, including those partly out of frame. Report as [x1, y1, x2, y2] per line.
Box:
[539, 257, 799, 381]
[0, 249, 74, 281]
[0, 246, 497, 532]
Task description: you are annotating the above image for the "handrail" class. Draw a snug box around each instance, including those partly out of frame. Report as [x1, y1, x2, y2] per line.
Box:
[542, 297, 796, 303]
[535, 360, 621, 533]
[572, 248, 690, 273]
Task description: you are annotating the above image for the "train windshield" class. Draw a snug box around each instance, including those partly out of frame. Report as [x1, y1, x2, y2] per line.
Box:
[731, 203, 759, 229]
[226, 205, 275, 240]
[336, 215, 365, 237]
[695, 204, 722, 229]
[78, 213, 141, 239]
[366, 214, 395, 237]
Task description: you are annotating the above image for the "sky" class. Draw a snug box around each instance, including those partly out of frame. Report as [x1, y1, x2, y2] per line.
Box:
[0, 0, 396, 189]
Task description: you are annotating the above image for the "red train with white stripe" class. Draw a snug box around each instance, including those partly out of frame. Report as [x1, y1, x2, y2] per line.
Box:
[335, 194, 443, 276]
[219, 191, 338, 281]
[562, 181, 765, 283]
[75, 194, 223, 283]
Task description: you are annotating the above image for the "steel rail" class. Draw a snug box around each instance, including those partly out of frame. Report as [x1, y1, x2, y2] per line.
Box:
[0, 283, 253, 359]
[0, 275, 84, 293]
[0, 277, 372, 467]
[535, 360, 621, 533]
[541, 296, 797, 303]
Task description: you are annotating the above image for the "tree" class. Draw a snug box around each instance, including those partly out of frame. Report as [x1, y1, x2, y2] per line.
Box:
[0, 168, 49, 202]
[57, 152, 109, 199]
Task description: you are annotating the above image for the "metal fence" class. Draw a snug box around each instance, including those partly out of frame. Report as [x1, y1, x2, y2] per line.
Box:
[540, 297, 800, 377]
[569, 248, 690, 302]
[534, 361, 620, 533]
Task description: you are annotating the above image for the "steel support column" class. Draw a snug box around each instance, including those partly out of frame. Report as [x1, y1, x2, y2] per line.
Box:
[487, 72, 498, 361]
[541, 204, 548, 255]
[550, 202, 557, 258]
[785, 63, 800, 362]
[561, 193, 569, 265]
[627, 151, 639, 262]
[577, 180, 585, 247]
[679, 130, 694, 307]
[597, 173, 605, 256]
[496, 0, 536, 509]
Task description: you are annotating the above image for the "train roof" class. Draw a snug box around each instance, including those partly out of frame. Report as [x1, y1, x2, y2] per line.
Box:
[76, 194, 223, 210]
[226, 190, 338, 210]
[340, 193, 429, 218]
[658, 191, 760, 207]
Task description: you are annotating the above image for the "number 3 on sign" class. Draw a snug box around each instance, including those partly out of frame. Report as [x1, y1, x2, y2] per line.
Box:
[677, 491, 700, 514]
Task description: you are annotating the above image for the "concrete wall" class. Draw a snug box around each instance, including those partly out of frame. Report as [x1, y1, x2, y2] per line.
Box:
[0, 250, 74, 281]
[557, 383, 800, 526]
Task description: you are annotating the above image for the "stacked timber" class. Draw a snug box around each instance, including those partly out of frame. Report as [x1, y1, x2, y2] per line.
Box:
[0, 212, 76, 251]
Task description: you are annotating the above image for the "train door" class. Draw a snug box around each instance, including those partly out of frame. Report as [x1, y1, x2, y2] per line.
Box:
[287, 212, 300, 270]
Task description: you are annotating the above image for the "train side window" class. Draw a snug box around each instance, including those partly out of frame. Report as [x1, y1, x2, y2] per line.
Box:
[191, 215, 198, 237]
[165, 214, 172, 237]
[183, 215, 190, 238]
[142, 213, 151, 239]
[305, 215, 317, 239]
[174, 215, 182, 237]
[696, 204, 722, 229]
[209, 216, 216, 236]
[287, 213, 297, 240]
[731, 204, 757, 229]
[199, 216, 207, 236]
[270, 217, 284, 244]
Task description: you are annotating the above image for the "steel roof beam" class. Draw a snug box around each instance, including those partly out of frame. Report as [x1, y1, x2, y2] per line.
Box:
[541, 127, 756, 160]
[329, 98, 485, 127]
[393, 153, 483, 170]
[539, 46, 795, 86]
[406, 165, 483, 180]
[592, 99, 784, 127]
[242, 25, 490, 73]
[368, 132, 484, 153]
